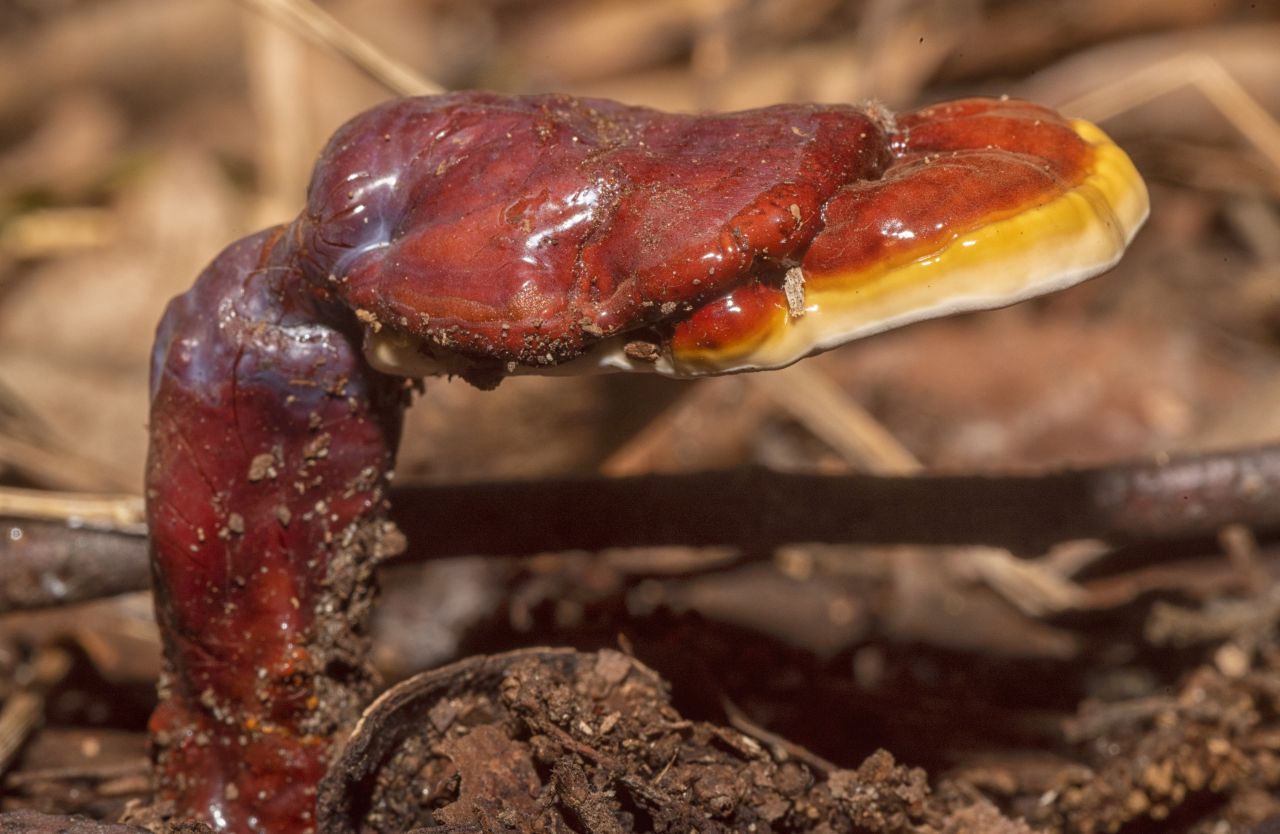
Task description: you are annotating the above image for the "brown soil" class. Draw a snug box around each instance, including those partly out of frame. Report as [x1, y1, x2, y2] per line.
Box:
[316, 648, 1026, 834]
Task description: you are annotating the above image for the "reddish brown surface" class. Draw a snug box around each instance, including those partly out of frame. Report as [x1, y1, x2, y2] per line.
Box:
[805, 100, 1093, 285]
[146, 93, 1103, 833]
[672, 99, 1096, 354]
[147, 228, 404, 832]
[293, 93, 889, 366]
[670, 279, 789, 356]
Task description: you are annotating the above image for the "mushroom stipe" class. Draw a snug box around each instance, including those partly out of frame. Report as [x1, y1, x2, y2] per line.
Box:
[144, 93, 1147, 833]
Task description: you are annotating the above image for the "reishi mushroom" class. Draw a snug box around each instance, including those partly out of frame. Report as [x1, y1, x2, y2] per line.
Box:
[145, 93, 1147, 832]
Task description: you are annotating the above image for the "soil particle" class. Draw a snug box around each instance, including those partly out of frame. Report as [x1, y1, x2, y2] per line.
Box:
[622, 341, 659, 363]
[246, 451, 278, 482]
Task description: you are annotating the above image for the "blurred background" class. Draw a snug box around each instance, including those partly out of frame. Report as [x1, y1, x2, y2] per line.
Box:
[2, 1, 1280, 829]
[0, 0, 1277, 492]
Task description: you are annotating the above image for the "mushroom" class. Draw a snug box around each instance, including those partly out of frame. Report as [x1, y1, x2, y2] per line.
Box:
[145, 93, 1147, 832]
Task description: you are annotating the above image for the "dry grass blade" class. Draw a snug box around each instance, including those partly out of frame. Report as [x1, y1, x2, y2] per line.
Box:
[0, 380, 132, 492]
[236, 0, 443, 97]
[1061, 51, 1280, 176]
[599, 377, 767, 476]
[720, 694, 837, 775]
[0, 647, 73, 777]
[960, 546, 1090, 615]
[748, 362, 922, 475]
[243, 6, 310, 224]
[0, 208, 116, 262]
[0, 433, 131, 493]
[0, 486, 144, 533]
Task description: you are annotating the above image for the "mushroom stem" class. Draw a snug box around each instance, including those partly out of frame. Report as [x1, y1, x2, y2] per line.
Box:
[147, 227, 405, 832]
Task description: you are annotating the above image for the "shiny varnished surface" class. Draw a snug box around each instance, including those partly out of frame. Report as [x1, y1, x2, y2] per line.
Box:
[293, 93, 1144, 376]
[669, 100, 1147, 371]
[805, 99, 1092, 281]
[294, 93, 890, 366]
[148, 229, 404, 832]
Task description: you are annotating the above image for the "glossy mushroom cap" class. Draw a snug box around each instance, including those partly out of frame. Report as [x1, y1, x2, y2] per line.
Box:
[295, 93, 1147, 382]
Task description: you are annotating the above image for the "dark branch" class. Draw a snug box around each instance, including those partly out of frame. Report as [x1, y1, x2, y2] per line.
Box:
[5, 443, 1280, 613]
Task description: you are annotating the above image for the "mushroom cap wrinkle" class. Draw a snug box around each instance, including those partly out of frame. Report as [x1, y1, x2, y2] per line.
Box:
[667, 112, 1147, 375]
[302, 94, 1147, 381]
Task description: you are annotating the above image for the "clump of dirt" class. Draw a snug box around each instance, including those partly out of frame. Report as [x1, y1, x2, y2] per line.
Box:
[1021, 662, 1280, 834]
[316, 648, 1022, 834]
[307, 516, 407, 737]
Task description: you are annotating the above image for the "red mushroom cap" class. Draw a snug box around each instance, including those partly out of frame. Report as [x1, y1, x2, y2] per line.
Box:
[670, 98, 1149, 373]
[295, 93, 890, 374]
[296, 93, 1146, 381]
